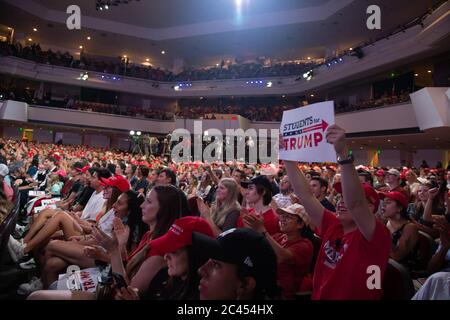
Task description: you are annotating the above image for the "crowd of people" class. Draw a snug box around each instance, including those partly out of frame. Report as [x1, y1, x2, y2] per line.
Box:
[175, 92, 412, 121]
[335, 91, 412, 113]
[0, 41, 318, 82]
[1, 128, 449, 300]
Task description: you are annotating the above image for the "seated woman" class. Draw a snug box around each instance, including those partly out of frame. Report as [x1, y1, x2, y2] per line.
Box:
[28, 184, 182, 300]
[381, 191, 419, 270]
[244, 203, 314, 299]
[8, 170, 115, 263]
[19, 188, 143, 296]
[197, 178, 241, 236]
[408, 182, 441, 238]
[115, 216, 214, 300]
[426, 215, 450, 274]
[193, 228, 281, 300]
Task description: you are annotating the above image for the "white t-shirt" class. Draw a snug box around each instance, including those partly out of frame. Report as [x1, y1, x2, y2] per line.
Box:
[97, 208, 115, 236]
[81, 190, 105, 221]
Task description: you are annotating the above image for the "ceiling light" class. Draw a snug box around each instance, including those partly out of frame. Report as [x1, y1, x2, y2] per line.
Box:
[161, 50, 166, 55]
[216, 63, 219, 67]
[33, 28, 37, 32]
[310, 94, 314, 97]
[282, 95, 286, 98]
[349, 47, 353, 51]
[414, 73, 419, 77]
[307, 57, 311, 60]
[87, 36, 91, 40]
[28, 38, 32, 42]
[427, 70, 432, 73]
[146, 58, 149, 62]
[79, 45, 83, 49]
[387, 139, 391, 142]
[266, 81, 273, 88]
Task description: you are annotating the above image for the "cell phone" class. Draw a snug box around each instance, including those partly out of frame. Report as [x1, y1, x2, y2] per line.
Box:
[112, 272, 127, 289]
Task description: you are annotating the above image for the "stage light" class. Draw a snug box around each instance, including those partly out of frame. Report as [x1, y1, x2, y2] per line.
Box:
[307, 57, 311, 60]
[130, 130, 135, 135]
[161, 50, 166, 55]
[266, 81, 273, 88]
[174, 85, 180, 91]
[28, 38, 32, 42]
[33, 28, 37, 32]
[87, 36, 91, 40]
[79, 45, 83, 49]
[427, 70, 432, 73]
[112, 76, 116, 80]
[136, 131, 142, 136]
[146, 58, 149, 62]
[414, 73, 419, 77]
[339, 58, 343, 62]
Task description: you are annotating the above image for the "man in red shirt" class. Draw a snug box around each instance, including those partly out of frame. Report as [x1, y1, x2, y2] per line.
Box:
[284, 125, 391, 300]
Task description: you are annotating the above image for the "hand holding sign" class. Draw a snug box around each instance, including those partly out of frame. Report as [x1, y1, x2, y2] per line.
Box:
[325, 124, 348, 158]
[279, 101, 336, 163]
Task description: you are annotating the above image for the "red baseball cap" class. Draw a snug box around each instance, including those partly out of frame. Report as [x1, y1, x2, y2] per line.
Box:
[375, 169, 385, 176]
[99, 175, 131, 193]
[55, 169, 67, 178]
[333, 182, 380, 213]
[151, 216, 214, 256]
[76, 165, 90, 173]
[378, 191, 408, 209]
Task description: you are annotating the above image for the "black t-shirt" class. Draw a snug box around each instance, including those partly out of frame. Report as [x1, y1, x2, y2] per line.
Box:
[134, 178, 149, 194]
[321, 198, 336, 212]
[67, 180, 83, 198]
[74, 186, 95, 207]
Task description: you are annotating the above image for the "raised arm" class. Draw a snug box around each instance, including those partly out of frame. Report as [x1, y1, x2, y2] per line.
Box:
[325, 125, 375, 241]
[284, 161, 324, 229]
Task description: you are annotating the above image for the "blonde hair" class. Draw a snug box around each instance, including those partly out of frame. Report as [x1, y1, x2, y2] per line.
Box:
[210, 178, 241, 228]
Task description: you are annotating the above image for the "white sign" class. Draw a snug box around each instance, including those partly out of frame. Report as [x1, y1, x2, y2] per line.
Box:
[279, 101, 337, 163]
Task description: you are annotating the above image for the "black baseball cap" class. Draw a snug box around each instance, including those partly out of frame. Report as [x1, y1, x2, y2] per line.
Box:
[240, 175, 274, 194]
[193, 228, 278, 295]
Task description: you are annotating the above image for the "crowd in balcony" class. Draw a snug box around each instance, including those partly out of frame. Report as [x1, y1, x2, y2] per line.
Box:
[0, 41, 318, 82]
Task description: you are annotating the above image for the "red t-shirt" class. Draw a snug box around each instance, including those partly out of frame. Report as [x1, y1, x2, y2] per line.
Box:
[312, 209, 391, 300]
[128, 231, 160, 261]
[237, 208, 280, 235]
[273, 233, 313, 299]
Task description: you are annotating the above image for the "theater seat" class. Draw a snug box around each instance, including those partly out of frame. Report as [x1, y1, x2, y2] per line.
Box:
[410, 231, 436, 279]
[382, 258, 415, 300]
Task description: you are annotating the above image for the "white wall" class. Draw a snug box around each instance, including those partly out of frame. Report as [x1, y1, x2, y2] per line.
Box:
[413, 149, 444, 168]
[378, 150, 401, 167]
[57, 132, 82, 145]
[33, 129, 53, 143]
[3, 126, 20, 140]
[84, 134, 110, 148]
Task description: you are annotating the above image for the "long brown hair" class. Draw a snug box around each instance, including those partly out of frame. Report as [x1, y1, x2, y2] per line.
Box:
[126, 185, 182, 278]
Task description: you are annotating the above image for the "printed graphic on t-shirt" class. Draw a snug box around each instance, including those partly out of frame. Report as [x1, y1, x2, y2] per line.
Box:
[323, 239, 348, 269]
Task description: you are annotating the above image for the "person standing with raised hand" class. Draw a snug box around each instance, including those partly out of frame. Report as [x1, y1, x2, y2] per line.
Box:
[283, 124, 391, 300]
